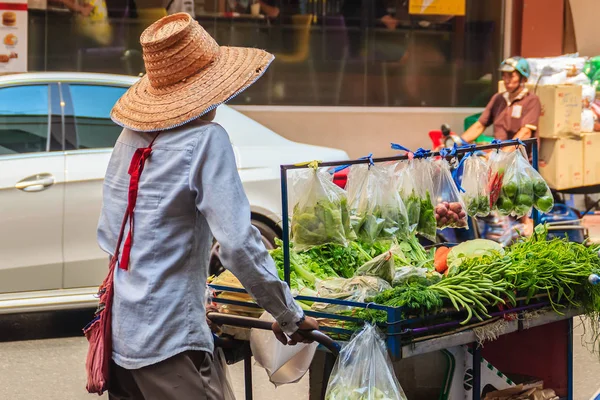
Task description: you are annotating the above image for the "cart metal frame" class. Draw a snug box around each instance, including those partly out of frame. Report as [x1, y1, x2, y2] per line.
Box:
[210, 138, 577, 400]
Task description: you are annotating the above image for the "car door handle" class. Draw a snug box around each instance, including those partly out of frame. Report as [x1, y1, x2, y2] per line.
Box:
[15, 173, 55, 192]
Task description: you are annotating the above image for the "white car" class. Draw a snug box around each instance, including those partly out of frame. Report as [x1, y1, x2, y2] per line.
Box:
[0, 72, 348, 314]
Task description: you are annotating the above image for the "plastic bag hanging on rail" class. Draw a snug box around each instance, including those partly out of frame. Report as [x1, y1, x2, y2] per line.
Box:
[431, 155, 468, 229]
[487, 147, 518, 210]
[289, 163, 354, 250]
[498, 147, 554, 217]
[399, 157, 437, 241]
[325, 324, 407, 400]
[459, 152, 492, 217]
[346, 161, 409, 243]
[394, 160, 420, 233]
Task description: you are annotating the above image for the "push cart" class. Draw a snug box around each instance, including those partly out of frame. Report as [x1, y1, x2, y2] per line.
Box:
[210, 138, 594, 400]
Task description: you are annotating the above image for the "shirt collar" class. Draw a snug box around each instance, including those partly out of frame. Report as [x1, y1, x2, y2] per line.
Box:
[503, 87, 529, 106]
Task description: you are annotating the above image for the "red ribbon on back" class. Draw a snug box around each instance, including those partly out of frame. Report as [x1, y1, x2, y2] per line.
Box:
[118, 135, 159, 270]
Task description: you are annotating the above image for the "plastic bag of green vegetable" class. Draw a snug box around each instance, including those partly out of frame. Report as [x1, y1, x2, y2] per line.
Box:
[431, 157, 468, 229]
[394, 160, 421, 233]
[354, 244, 400, 283]
[459, 153, 491, 217]
[347, 163, 409, 243]
[325, 324, 407, 400]
[403, 159, 437, 241]
[499, 148, 553, 217]
[290, 166, 354, 250]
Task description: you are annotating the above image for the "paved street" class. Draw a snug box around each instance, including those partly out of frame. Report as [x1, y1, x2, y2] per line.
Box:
[0, 310, 599, 400]
[0, 310, 308, 400]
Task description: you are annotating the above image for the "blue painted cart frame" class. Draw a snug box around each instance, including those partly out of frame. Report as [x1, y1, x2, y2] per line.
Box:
[211, 138, 575, 400]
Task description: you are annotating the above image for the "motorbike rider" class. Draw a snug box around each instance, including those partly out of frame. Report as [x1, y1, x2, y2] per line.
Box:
[458, 57, 541, 241]
[462, 56, 541, 143]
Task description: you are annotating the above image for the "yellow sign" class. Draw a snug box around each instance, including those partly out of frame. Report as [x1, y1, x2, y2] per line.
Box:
[409, 0, 466, 16]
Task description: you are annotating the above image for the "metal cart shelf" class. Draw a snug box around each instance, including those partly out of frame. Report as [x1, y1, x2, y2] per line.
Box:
[209, 138, 581, 399]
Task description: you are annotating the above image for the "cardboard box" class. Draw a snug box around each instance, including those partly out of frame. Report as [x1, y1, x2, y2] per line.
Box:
[581, 132, 600, 186]
[537, 84, 582, 138]
[539, 136, 583, 190]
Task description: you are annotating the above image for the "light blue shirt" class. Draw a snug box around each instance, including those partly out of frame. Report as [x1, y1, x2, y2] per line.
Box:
[97, 121, 303, 369]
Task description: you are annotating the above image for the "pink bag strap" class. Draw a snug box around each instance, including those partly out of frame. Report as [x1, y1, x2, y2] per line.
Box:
[111, 133, 160, 270]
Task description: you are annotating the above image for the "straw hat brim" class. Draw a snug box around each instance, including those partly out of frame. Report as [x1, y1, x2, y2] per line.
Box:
[111, 46, 273, 132]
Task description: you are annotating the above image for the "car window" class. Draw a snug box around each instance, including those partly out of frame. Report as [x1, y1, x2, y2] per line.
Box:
[69, 85, 127, 149]
[0, 85, 49, 155]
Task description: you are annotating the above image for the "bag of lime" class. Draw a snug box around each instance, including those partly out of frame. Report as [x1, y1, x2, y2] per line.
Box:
[496, 147, 554, 217]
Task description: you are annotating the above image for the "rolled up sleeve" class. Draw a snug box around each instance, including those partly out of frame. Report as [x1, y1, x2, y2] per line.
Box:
[522, 96, 541, 132]
[189, 124, 303, 335]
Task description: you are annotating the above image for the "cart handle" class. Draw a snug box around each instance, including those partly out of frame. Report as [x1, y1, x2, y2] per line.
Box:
[207, 312, 341, 355]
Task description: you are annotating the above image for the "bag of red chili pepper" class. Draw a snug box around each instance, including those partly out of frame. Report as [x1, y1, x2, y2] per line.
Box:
[487, 149, 517, 210]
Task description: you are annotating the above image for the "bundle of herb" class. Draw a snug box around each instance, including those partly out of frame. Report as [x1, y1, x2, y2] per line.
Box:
[417, 191, 437, 240]
[371, 282, 443, 317]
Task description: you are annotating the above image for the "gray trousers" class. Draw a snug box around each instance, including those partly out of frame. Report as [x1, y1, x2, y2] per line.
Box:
[108, 351, 225, 400]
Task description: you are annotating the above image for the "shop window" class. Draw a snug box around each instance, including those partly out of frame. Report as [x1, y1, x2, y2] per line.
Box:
[69, 85, 127, 149]
[28, 0, 502, 107]
[0, 85, 49, 155]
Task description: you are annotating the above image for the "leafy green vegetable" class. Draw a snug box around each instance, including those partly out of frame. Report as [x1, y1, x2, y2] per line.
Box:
[292, 200, 349, 249]
[446, 239, 504, 269]
[371, 282, 443, 316]
[270, 241, 339, 291]
[465, 195, 491, 217]
[402, 191, 421, 230]
[355, 250, 395, 283]
[417, 191, 437, 239]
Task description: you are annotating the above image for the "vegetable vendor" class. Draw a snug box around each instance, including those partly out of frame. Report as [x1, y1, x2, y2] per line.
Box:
[462, 57, 541, 143]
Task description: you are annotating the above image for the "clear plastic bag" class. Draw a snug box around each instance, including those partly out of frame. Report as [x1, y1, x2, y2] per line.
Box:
[395, 160, 421, 233]
[325, 324, 407, 400]
[311, 276, 391, 313]
[392, 266, 429, 286]
[354, 245, 397, 283]
[250, 312, 318, 386]
[487, 149, 517, 209]
[347, 164, 409, 243]
[398, 159, 437, 241]
[459, 154, 492, 217]
[431, 158, 468, 229]
[497, 148, 554, 217]
[290, 167, 354, 250]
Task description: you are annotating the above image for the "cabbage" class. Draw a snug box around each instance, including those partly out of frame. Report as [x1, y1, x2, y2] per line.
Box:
[447, 239, 504, 269]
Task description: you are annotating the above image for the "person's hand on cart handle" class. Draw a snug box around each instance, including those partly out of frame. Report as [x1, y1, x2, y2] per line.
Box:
[272, 316, 319, 345]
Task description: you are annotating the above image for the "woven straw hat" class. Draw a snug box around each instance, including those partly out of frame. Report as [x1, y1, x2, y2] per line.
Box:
[111, 13, 273, 132]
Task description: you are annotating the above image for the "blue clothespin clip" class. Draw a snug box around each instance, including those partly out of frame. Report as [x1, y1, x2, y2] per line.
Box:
[414, 148, 431, 158]
[391, 143, 411, 153]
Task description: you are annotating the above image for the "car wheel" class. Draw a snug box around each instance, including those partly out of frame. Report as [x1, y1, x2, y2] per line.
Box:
[208, 219, 279, 276]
